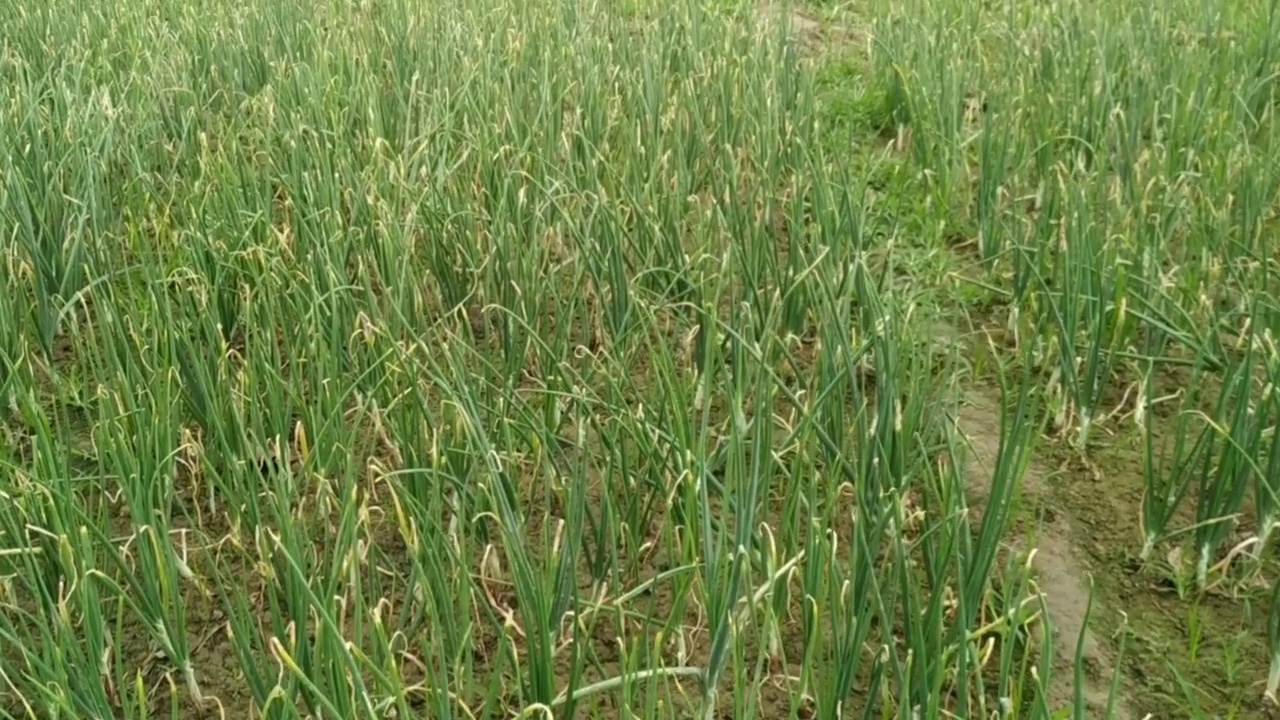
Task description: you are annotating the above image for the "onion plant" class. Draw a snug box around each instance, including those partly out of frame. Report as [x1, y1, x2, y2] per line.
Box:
[20, 0, 1276, 715]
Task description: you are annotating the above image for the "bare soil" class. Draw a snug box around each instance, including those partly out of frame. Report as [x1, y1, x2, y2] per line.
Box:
[954, 386, 1135, 719]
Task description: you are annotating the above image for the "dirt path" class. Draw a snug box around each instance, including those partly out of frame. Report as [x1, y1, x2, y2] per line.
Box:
[755, 3, 869, 55]
[955, 388, 1138, 719]
[748, 8, 1139, 714]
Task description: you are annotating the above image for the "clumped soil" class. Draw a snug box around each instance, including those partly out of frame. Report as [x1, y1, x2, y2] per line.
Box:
[949, 314, 1278, 719]
[1045, 431, 1279, 719]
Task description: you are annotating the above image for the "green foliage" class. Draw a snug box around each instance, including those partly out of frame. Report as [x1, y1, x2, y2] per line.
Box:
[2, 0, 1277, 717]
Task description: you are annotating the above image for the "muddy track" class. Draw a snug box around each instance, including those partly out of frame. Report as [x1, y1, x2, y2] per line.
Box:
[955, 388, 1138, 719]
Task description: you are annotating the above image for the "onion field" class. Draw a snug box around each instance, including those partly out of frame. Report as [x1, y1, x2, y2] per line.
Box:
[0, 0, 1278, 717]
